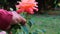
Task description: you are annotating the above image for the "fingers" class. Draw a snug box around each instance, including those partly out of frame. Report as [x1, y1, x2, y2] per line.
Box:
[12, 11, 26, 23]
[19, 15, 26, 22]
[17, 15, 26, 25]
[12, 11, 26, 25]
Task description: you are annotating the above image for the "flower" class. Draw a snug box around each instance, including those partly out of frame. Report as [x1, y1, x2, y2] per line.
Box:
[16, 0, 38, 14]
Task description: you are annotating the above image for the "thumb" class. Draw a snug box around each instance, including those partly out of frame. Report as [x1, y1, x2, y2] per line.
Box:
[18, 15, 26, 25]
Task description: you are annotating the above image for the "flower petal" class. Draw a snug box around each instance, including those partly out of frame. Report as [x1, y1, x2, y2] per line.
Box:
[27, 8, 34, 14]
[17, 9, 24, 14]
[16, 0, 38, 14]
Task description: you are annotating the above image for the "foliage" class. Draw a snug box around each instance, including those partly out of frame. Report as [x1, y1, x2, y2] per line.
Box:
[7, 14, 60, 34]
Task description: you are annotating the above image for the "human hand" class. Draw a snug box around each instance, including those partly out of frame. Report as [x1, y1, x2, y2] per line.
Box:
[11, 11, 26, 25]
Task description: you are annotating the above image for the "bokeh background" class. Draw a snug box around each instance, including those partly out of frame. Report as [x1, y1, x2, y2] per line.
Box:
[0, 0, 60, 34]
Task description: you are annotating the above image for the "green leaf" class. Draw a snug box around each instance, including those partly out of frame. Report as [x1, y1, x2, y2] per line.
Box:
[16, 29, 23, 34]
[21, 26, 29, 34]
[30, 19, 35, 25]
[32, 32, 38, 34]
[11, 28, 17, 34]
[41, 29, 46, 33]
[28, 19, 35, 27]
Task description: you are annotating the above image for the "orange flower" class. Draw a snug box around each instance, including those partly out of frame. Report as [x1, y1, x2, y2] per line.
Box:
[16, 0, 38, 14]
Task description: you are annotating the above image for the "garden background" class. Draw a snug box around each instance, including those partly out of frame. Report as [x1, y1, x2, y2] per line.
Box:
[0, 0, 60, 34]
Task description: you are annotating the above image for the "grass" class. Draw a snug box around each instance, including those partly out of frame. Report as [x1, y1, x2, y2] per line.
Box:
[30, 14, 60, 34]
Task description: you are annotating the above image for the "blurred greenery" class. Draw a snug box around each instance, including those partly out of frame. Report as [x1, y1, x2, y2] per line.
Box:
[10, 14, 60, 34]
[28, 14, 60, 34]
[0, 0, 60, 34]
